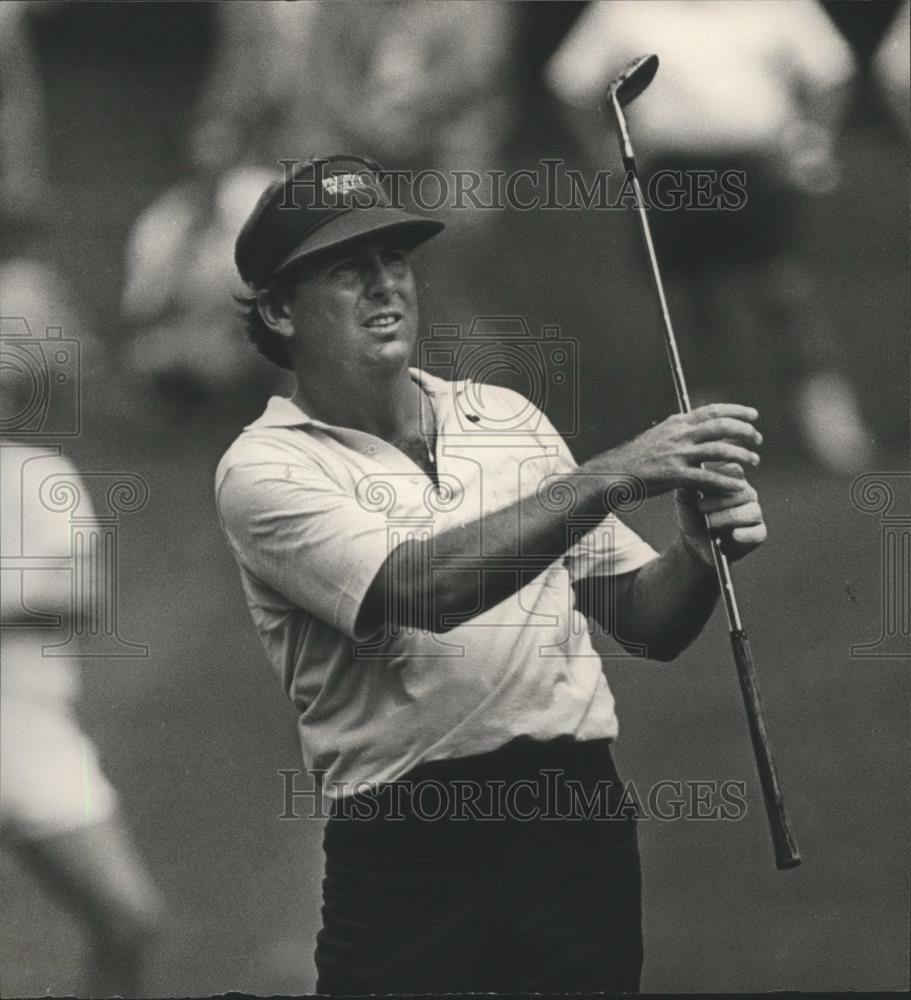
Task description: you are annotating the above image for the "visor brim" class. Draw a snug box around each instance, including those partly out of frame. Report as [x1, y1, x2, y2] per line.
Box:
[270, 209, 444, 284]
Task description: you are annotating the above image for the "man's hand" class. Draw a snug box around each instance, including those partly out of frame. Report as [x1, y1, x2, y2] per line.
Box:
[675, 463, 768, 568]
[591, 403, 763, 497]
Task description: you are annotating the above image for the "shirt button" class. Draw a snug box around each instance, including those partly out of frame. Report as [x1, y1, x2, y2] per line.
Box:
[367, 445, 377, 455]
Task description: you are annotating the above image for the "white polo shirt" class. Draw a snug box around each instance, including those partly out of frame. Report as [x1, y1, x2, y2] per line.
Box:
[215, 370, 658, 796]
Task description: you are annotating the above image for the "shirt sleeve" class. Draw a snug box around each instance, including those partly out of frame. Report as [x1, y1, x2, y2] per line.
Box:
[536, 412, 659, 581]
[216, 459, 394, 642]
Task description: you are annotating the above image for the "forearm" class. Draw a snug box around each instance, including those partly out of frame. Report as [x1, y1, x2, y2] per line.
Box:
[619, 537, 718, 661]
[358, 464, 611, 635]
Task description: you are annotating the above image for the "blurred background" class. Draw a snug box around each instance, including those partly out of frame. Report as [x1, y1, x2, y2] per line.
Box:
[0, 0, 907, 994]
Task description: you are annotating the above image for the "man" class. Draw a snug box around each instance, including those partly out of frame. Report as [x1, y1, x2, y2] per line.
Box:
[215, 156, 767, 993]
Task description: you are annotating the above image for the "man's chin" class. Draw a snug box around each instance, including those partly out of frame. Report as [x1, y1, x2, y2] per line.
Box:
[368, 337, 413, 369]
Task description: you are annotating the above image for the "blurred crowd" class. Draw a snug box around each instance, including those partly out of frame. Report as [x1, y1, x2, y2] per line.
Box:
[2, 0, 909, 456]
[2, 1, 908, 456]
[0, 2, 908, 992]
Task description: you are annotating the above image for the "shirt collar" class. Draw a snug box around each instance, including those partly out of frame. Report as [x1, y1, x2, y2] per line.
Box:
[244, 368, 469, 431]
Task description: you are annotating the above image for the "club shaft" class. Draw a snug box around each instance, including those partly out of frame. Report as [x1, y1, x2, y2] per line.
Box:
[627, 172, 743, 632]
[612, 99, 800, 868]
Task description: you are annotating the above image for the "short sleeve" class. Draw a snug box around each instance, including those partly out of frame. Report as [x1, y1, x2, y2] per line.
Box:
[216, 460, 394, 641]
[539, 412, 659, 581]
[564, 517, 659, 581]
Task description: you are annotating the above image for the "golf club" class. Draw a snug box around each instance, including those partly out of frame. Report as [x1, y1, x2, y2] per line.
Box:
[606, 54, 801, 870]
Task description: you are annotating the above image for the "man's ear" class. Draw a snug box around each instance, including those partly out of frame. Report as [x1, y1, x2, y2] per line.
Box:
[256, 287, 294, 340]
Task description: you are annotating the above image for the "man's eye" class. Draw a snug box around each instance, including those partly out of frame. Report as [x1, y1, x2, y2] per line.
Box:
[383, 250, 406, 265]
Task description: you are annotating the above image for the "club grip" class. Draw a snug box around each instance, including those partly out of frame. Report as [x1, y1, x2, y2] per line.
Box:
[729, 628, 801, 870]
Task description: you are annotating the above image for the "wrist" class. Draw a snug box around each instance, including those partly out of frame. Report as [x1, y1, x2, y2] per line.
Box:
[577, 455, 647, 514]
[676, 531, 716, 573]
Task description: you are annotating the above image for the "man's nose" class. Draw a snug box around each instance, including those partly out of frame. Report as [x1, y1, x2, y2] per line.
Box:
[364, 257, 397, 297]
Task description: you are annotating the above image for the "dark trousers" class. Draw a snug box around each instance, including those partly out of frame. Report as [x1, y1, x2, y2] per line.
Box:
[315, 736, 643, 994]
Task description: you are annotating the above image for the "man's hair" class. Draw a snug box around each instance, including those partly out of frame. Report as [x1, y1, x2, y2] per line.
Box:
[235, 289, 294, 370]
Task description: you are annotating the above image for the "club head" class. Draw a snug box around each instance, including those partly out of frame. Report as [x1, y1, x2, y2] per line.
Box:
[607, 54, 659, 108]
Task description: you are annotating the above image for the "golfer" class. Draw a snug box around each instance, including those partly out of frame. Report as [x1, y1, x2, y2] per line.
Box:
[215, 155, 767, 993]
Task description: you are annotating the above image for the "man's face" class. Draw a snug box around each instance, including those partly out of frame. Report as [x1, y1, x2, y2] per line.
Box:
[279, 237, 419, 375]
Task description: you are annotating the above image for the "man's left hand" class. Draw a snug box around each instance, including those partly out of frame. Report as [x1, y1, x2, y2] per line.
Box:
[675, 463, 767, 568]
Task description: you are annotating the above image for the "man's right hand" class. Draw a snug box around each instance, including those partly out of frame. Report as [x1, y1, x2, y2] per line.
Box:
[588, 403, 763, 496]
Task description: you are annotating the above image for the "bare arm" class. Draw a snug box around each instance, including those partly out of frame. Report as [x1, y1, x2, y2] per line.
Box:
[574, 540, 717, 662]
[356, 403, 763, 638]
[574, 465, 768, 660]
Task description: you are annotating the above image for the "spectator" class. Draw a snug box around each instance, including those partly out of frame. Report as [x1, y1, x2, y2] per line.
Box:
[873, 0, 910, 137]
[0, 362, 165, 995]
[547, 0, 875, 473]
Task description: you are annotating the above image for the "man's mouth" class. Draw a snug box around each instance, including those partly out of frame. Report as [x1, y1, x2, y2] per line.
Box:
[363, 310, 403, 334]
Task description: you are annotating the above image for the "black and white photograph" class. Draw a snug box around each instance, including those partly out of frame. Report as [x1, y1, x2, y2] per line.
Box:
[0, 1, 908, 996]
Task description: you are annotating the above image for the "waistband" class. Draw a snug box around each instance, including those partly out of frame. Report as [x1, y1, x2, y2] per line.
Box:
[402, 734, 615, 783]
[324, 735, 629, 832]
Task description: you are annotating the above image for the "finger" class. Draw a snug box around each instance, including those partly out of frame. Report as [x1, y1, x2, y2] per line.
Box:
[690, 442, 761, 467]
[689, 418, 763, 447]
[706, 500, 764, 531]
[730, 523, 768, 547]
[699, 484, 758, 513]
[686, 403, 759, 425]
[684, 467, 746, 494]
